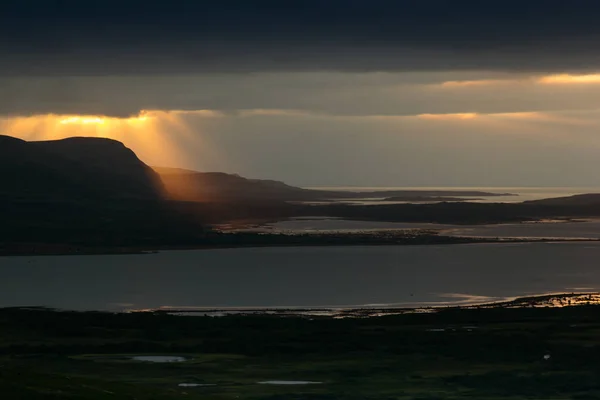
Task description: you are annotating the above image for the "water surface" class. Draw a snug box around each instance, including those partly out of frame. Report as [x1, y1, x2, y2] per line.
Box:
[258, 381, 322, 385]
[240, 217, 600, 240]
[1, 243, 600, 311]
[132, 356, 185, 363]
[304, 186, 600, 203]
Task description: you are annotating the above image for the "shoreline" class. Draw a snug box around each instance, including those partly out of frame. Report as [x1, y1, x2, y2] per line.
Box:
[1, 235, 599, 257]
[138, 292, 600, 318]
[6, 292, 599, 318]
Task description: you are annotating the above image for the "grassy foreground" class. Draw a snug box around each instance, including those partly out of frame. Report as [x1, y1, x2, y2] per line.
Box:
[2, 303, 600, 399]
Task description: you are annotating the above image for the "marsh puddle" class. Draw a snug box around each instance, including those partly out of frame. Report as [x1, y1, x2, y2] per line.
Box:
[178, 383, 216, 387]
[131, 356, 186, 363]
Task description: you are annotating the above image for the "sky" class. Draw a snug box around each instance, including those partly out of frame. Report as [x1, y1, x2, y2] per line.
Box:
[3, 0, 600, 187]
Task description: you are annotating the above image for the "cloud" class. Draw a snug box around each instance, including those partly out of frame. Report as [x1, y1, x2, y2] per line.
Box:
[235, 109, 316, 118]
[3, 0, 600, 75]
[9, 71, 600, 118]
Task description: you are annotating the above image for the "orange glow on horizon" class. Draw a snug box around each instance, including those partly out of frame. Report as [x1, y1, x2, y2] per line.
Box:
[440, 80, 507, 87]
[59, 116, 107, 125]
[0, 111, 199, 171]
[440, 73, 600, 87]
[417, 113, 478, 120]
[538, 73, 600, 84]
[414, 110, 595, 127]
[57, 114, 149, 125]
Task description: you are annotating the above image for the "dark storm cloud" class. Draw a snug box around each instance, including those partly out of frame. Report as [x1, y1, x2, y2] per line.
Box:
[3, 0, 600, 75]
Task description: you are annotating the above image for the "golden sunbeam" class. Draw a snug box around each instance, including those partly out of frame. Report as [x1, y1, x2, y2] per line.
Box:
[538, 73, 600, 84]
[153, 110, 232, 173]
[0, 111, 196, 170]
[59, 116, 108, 125]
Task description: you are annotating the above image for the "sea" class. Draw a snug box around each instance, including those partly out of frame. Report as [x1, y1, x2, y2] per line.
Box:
[2, 242, 600, 312]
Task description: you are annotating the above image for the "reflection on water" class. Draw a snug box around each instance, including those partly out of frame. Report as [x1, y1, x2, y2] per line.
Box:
[179, 383, 216, 387]
[502, 293, 600, 308]
[235, 217, 600, 240]
[132, 356, 186, 363]
[2, 243, 600, 312]
[304, 186, 600, 203]
[450, 220, 600, 239]
[258, 381, 322, 385]
[231, 218, 452, 233]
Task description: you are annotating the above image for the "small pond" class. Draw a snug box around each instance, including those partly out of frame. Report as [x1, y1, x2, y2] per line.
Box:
[132, 356, 186, 363]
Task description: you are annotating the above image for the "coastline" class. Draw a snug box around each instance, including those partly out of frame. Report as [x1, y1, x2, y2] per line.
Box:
[4, 292, 599, 317]
[130, 292, 600, 318]
[1, 234, 598, 257]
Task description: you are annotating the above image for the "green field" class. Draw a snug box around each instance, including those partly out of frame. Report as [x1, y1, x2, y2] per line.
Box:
[2, 303, 600, 399]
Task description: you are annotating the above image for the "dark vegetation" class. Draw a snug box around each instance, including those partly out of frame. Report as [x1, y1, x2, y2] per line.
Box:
[2, 302, 600, 399]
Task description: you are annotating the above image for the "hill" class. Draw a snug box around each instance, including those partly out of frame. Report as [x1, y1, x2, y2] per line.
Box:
[153, 166, 514, 202]
[0, 135, 205, 249]
[154, 167, 318, 201]
[0, 135, 163, 201]
[525, 193, 600, 206]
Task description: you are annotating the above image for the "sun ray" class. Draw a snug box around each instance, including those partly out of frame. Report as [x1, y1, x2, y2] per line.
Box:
[59, 116, 107, 125]
[0, 111, 198, 170]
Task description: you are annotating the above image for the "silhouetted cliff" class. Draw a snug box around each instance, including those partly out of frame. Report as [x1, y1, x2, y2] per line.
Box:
[0, 135, 163, 201]
[0, 135, 202, 247]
